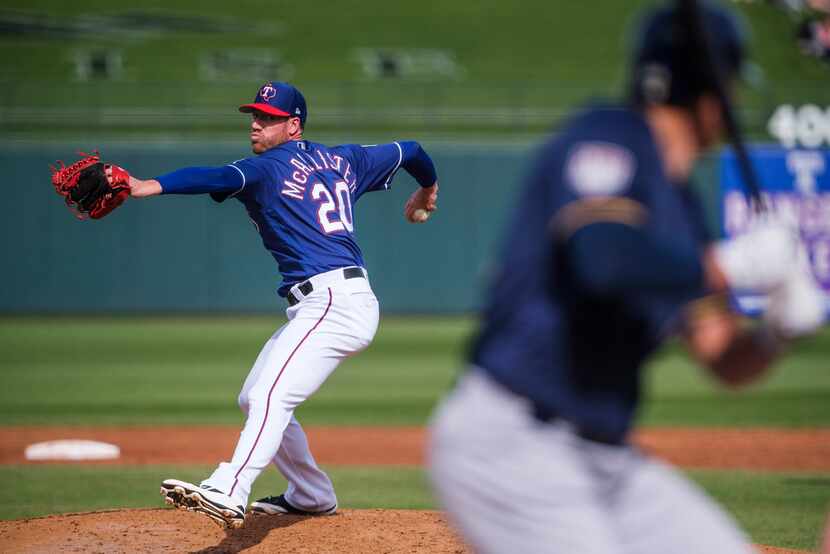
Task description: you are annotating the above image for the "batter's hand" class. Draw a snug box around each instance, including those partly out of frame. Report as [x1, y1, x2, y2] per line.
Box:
[710, 215, 799, 292]
[404, 182, 438, 223]
[764, 244, 825, 339]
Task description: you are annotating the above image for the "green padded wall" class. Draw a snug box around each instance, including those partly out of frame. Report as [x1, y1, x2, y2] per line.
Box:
[0, 141, 718, 313]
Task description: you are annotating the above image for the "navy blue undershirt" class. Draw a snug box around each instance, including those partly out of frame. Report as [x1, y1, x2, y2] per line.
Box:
[155, 140, 437, 195]
[397, 141, 437, 187]
[566, 222, 704, 296]
[156, 166, 242, 195]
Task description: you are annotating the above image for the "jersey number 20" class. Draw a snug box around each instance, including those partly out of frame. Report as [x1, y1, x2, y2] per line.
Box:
[312, 181, 354, 234]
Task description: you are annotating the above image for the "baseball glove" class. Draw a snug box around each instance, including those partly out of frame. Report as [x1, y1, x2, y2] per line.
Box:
[50, 151, 131, 220]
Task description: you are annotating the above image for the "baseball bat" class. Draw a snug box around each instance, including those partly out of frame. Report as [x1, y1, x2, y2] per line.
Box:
[677, 0, 765, 212]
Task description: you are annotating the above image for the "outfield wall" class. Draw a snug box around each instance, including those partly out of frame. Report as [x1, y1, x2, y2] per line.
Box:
[0, 141, 717, 313]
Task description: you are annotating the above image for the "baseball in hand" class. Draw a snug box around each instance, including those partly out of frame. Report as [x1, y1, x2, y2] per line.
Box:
[412, 208, 430, 222]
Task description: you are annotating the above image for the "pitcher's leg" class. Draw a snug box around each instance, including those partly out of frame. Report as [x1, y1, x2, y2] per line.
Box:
[273, 415, 337, 511]
[256, 285, 377, 512]
[202, 295, 338, 505]
[236, 322, 289, 415]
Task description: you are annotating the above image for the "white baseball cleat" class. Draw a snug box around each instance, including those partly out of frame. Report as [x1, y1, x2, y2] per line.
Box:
[160, 478, 245, 529]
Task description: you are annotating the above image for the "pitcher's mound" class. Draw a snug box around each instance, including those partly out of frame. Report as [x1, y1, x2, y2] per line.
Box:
[0, 508, 807, 554]
[0, 508, 470, 553]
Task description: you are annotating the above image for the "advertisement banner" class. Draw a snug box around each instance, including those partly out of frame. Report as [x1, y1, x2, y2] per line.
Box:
[720, 146, 830, 317]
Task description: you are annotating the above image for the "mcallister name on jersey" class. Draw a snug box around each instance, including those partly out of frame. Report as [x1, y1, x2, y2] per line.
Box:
[152, 139, 436, 296]
[279, 146, 357, 200]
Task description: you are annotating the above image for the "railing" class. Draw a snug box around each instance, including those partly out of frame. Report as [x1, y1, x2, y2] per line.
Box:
[1, 80, 826, 139]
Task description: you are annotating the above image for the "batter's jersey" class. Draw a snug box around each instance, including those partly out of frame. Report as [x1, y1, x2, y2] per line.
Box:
[471, 105, 710, 442]
[212, 140, 405, 296]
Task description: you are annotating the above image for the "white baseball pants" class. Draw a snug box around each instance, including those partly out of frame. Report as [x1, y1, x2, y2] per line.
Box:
[202, 267, 379, 509]
[428, 369, 756, 554]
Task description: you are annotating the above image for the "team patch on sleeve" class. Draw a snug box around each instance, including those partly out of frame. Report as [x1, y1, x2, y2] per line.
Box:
[565, 142, 636, 197]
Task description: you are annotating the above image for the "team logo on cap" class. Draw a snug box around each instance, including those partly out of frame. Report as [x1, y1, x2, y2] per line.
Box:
[259, 83, 277, 101]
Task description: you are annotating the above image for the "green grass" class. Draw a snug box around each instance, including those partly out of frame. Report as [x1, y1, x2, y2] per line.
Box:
[0, 465, 435, 521]
[0, 316, 469, 426]
[0, 0, 827, 137]
[641, 334, 830, 427]
[1, 316, 829, 427]
[0, 465, 826, 550]
[689, 470, 830, 551]
[0, 316, 827, 550]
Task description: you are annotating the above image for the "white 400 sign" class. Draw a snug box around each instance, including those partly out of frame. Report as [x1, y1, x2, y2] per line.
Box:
[767, 104, 830, 148]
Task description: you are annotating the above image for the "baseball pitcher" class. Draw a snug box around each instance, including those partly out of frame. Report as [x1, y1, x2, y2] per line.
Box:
[74, 81, 439, 528]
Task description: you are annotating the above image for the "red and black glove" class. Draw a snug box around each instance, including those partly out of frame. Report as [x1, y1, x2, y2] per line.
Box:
[50, 151, 131, 220]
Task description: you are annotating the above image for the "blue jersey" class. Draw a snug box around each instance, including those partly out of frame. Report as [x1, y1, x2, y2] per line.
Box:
[211, 140, 407, 296]
[471, 105, 710, 442]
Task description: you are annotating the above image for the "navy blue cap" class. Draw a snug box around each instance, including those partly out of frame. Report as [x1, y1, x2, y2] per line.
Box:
[629, 1, 748, 106]
[239, 81, 307, 126]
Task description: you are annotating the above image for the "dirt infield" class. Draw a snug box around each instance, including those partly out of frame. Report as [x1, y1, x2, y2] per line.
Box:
[0, 508, 803, 554]
[0, 509, 810, 554]
[0, 508, 465, 554]
[1, 425, 826, 553]
[2, 426, 829, 470]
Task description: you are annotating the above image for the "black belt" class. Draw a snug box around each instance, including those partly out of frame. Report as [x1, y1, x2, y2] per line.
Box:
[572, 427, 624, 446]
[287, 267, 365, 306]
[534, 407, 624, 446]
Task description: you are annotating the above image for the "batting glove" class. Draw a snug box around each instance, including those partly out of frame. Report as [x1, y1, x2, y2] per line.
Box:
[712, 216, 800, 293]
[763, 244, 825, 339]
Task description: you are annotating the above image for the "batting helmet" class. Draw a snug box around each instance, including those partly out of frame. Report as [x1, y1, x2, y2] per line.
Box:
[629, 1, 749, 107]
